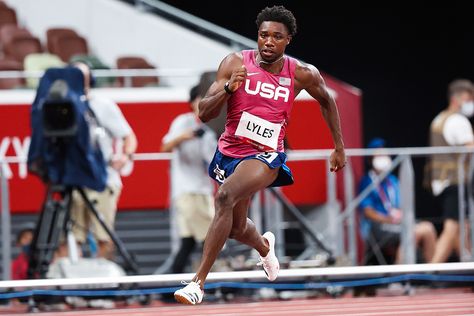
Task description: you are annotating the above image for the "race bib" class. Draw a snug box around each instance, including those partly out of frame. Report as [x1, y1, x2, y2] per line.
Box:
[235, 111, 281, 151]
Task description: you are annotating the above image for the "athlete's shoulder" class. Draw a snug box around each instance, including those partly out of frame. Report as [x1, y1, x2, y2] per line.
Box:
[294, 59, 322, 88]
[222, 51, 244, 66]
[217, 51, 244, 76]
[295, 59, 320, 78]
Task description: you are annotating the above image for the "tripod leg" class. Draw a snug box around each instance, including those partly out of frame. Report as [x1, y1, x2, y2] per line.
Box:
[28, 186, 72, 279]
[76, 187, 139, 274]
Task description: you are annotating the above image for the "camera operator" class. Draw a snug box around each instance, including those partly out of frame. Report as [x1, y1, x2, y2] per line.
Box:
[161, 85, 217, 273]
[66, 62, 137, 260]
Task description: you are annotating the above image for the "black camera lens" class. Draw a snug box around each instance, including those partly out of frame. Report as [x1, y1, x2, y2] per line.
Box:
[43, 101, 77, 137]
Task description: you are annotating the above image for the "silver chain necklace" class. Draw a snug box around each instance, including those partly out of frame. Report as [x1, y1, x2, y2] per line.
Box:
[257, 53, 284, 65]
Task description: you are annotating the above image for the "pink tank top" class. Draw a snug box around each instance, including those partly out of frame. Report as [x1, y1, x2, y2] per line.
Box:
[218, 50, 297, 158]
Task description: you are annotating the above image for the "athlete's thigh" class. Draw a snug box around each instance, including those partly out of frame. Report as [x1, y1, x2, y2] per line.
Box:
[221, 158, 278, 201]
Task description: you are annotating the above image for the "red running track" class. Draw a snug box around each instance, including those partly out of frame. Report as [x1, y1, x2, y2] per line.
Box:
[1, 288, 474, 316]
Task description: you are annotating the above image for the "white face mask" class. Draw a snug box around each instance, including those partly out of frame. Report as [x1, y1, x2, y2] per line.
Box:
[461, 100, 474, 118]
[372, 155, 392, 173]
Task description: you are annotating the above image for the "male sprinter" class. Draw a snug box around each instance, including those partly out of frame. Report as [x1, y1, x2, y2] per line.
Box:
[175, 5, 346, 305]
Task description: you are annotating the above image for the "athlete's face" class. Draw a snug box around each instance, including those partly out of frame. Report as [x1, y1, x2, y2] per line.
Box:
[257, 21, 291, 63]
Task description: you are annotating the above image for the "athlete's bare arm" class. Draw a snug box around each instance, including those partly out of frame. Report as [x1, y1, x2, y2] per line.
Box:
[295, 62, 346, 172]
[198, 53, 245, 122]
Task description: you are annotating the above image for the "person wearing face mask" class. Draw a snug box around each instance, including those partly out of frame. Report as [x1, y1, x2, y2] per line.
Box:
[359, 138, 436, 264]
[426, 79, 474, 263]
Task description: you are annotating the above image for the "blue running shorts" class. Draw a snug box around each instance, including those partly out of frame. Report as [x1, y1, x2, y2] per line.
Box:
[208, 149, 294, 187]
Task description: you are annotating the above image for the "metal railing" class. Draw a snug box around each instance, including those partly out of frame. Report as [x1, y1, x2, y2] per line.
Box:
[0, 68, 202, 88]
[1, 146, 473, 280]
[285, 146, 474, 266]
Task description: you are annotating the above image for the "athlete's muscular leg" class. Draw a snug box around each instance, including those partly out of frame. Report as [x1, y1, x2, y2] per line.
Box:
[229, 198, 269, 257]
[193, 159, 278, 286]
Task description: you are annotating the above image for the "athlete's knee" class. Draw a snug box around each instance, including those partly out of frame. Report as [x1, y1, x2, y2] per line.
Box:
[215, 187, 236, 211]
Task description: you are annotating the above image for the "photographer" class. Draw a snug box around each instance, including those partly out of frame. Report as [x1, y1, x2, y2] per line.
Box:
[161, 85, 217, 273]
[68, 62, 137, 260]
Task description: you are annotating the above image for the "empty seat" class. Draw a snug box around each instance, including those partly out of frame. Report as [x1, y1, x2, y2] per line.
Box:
[69, 54, 116, 87]
[0, 7, 16, 30]
[23, 52, 64, 89]
[0, 24, 31, 48]
[4, 34, 43, 63]
[51, 34, 88, 62]
[46, 27, 78, 53]
[116, 56, 159, 87]
[0, 58, 25, 89]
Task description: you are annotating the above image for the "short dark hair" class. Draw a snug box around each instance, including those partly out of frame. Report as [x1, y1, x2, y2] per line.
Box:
[189, 84, 200, 103]
[448, 79, 473, 99]
[256, 5, 297, 37]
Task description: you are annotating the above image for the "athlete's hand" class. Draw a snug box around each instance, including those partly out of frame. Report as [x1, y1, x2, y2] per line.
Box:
[228, 65, 247, 92]
[329, 148, 346, 172]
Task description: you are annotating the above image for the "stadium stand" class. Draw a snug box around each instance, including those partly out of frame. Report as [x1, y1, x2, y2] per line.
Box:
[0, 24, 31, 50]
[46, 27, 78, 53]
[0, 58, 24, 89]
[70, 54, 117, 87]
[3, 33, 43, 63]
[0, 6, 16, 30]
[51, 34, 88, 62]
[23, 52, 64, 88]
[116, 56, 159, 87]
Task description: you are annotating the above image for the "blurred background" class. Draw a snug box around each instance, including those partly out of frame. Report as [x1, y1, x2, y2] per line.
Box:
[0, 0, 472, 282]
[0, 1, 473, 312]
[156, 1, 474, 220]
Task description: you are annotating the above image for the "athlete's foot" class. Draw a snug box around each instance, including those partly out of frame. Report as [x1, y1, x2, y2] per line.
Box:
[257, 232, 280, 281]
[174, 280, 204, 305]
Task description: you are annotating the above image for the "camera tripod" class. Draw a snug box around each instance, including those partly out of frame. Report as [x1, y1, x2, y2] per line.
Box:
[28, 184, 139, 279]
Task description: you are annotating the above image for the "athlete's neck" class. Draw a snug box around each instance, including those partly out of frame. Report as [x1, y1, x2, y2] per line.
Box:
[255, 51, 284, 74]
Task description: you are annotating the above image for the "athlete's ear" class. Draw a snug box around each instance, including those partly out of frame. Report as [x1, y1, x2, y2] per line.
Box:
[287, 35, 292, 45]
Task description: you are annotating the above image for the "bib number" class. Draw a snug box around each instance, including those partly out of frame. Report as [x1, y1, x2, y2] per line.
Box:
[235, 111, 281, 151]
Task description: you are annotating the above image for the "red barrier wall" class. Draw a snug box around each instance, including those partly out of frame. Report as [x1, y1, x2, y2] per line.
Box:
[0, 78, 362, 213]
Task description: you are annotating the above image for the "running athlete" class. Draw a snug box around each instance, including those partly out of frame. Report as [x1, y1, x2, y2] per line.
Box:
[174, 5, 346, 305]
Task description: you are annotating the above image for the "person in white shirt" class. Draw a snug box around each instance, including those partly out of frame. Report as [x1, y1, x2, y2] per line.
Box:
[70, 62, 137, 260]
[427, 79, 474, 263]
[161, 85, 217, 273]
